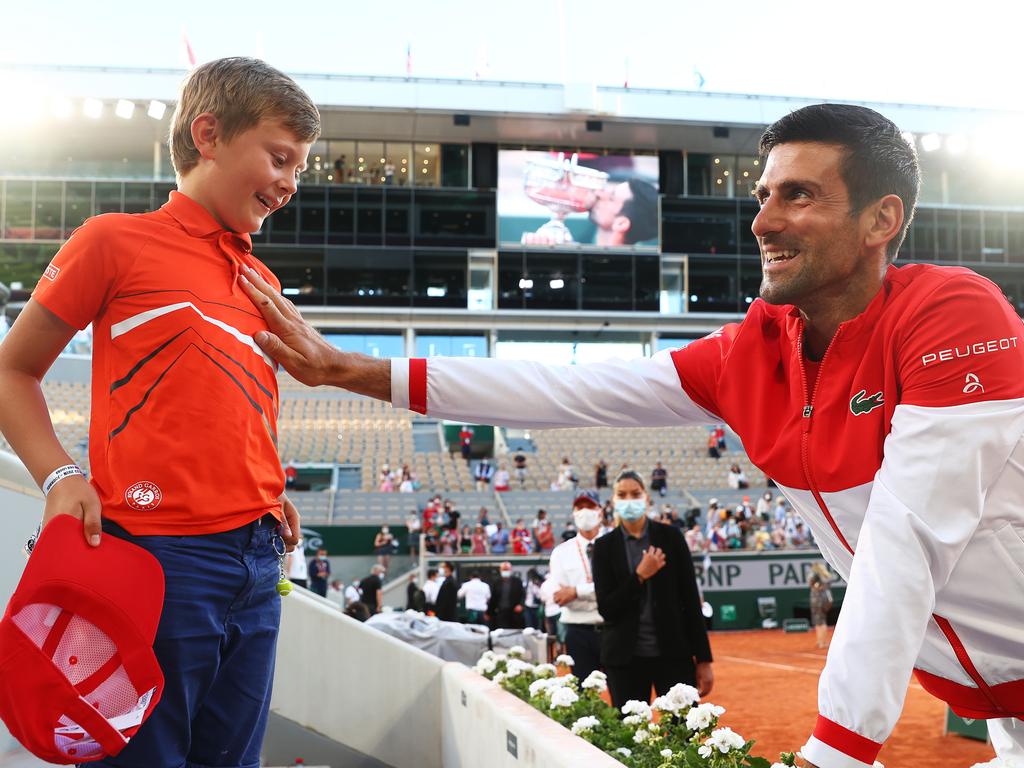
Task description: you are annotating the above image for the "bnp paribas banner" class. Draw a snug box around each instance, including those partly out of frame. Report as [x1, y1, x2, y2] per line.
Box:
[695, 554, 847, 593]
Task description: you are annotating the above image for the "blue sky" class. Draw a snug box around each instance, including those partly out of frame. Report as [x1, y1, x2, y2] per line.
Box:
[2, 0, 1018, 110]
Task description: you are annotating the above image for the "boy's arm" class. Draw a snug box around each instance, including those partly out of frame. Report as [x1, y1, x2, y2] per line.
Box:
[0, 300, 103, 545]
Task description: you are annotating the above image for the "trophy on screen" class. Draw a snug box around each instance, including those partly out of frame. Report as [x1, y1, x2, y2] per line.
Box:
[522, 153, 608, 244]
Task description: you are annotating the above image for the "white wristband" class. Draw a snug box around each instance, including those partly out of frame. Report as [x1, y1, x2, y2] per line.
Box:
[42, 465, 84, 496]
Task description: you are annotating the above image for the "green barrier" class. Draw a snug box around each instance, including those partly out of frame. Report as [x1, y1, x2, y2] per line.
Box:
[945, 708, 990, 742]
[719, 604, 737, 624]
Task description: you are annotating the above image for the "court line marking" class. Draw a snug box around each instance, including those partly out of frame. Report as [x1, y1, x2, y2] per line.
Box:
[717, 654, 925, 691]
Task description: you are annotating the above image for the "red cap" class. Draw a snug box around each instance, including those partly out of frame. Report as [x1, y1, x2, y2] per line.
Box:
[0, 515, 165, 763]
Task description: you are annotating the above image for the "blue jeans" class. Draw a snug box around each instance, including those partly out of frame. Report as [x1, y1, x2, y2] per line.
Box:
[92, 515, 282, 768]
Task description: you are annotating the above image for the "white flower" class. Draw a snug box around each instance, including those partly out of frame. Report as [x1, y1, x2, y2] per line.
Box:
[474, 657, 497, 675]
[505, 659, 535, 678]
[698, 744, 713, 759]
[666, 683, 699, 704]
[616, 747, 632, 757]
[555, 653, 575, 666]
[633, 728, 651, 744]
[570, 715, 600, 735]
[529, 678, 557, 698]
[581, 671, 608, 692]
[661, 748, 674, 758]
[685, 702, 725, 731]
[620, 700, 653, 721]
[648, 723, 660, 733]
[534, 663, 557, 678]
[703, 727, 745, 754]
[493, 672, 507, 684]
[549, 687, 579, 709]
[508, 644, 527, 658]
[623, 715, 643, 726]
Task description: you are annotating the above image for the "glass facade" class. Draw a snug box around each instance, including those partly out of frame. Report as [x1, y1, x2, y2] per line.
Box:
[3, 178, 1024, 315]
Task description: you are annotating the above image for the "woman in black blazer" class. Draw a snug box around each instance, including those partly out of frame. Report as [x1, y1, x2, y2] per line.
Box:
[592, 470, 714, 707]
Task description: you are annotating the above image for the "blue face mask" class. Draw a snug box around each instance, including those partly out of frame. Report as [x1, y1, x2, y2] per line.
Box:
[614, 499, 647, 521]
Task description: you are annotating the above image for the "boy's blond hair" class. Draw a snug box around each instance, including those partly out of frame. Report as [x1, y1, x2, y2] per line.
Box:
[169, 57, 321, 177]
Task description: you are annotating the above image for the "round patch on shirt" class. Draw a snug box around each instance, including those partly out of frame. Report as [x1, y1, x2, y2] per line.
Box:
[125, 481, 162, 511]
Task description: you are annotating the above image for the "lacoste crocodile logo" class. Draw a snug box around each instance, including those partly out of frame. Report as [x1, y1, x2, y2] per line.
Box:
[850, 389, 884, 416]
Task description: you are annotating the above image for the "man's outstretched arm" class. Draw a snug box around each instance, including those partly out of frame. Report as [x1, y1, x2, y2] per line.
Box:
[240, 266, 390, 400]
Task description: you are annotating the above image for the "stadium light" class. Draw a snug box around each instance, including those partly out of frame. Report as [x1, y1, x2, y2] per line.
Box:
[51, 96, 74, 120]
[83, 98, 103, 119]
[147, 100, 167, 120]
[519, 278, 534, 290]
[920, 133, 941, 152]
[549, 278, 565, 289]
[115, 100, 135, 120]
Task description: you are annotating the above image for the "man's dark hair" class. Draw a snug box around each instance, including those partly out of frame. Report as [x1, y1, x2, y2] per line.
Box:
[758, 104, 920, 262]
[620, 179, 659, 244]
[427, 568, 438, 579]
[344, 601, 371, 622]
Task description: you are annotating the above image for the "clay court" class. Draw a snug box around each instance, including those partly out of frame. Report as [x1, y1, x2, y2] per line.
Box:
[707, 628, 996, 766]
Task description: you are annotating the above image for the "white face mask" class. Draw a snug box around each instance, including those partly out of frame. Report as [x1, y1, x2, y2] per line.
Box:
[500, 570, 512, 578]
[573, 507, 602, 532]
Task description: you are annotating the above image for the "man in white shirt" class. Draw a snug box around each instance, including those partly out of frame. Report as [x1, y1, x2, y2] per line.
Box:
[422, 567, 442, 610]
[457, 570, 492, 625]
[343, 580, 362, 607]
[548, 489, 605, 682]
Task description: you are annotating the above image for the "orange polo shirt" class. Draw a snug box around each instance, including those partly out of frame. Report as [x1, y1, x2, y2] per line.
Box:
[33, 191, 284, 535]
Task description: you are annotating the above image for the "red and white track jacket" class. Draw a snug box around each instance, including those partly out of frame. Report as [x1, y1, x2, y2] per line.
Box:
[390, 263, 1024, 768]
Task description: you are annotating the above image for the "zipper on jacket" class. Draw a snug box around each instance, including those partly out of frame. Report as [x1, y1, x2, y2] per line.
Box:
[797, 320, 854, 556]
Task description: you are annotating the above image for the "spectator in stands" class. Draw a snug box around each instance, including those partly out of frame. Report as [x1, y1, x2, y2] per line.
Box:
[360, 564, 386, 615]
[513, 450, 528, 488]
[374, 525, 395, 569]
[490, 520, 510, 554]
[459, 425, 474, 463]
[459, 524, 473, 554]
[789, 521, 811, 548]
[344, 601, 371, 623]
[714, 424, 727, 451]
[438, 526, 458, 555]
[592, 470, 714, 707]
[406, 511, 421, 557]
[707, 432, 721, 459]
[756, 491, 773, 522]
[725, 514, 743, 549]
[539, 571, 565, 658]
[560, 516, 577, 542]
[488, 562, 526, 629]
[685, 523, 706, 553]
[284, 459, 298, 489]
[532, 509, 556, 553]
[477, 506, 491, 527]
[398, 469, 416, 493]
[511, 518, 532, 555]
[379, 465, 394, 492]
[444, 500, 460, 531]
[774, 497, 788, 526]
[285, 535, 308, 589]
[493, 462, 511, 492]
[470, 524, 489, 554]
[458, 570, 491, 624]
[705, 498, 721, 536]
[595, 459, 608, 489]
[344, 579, 362, 607]
[422, 495, 441, 530]
[435, 562, 458, 622]
[327, 579, 346, 609]
[740, 495, 755, 519]
[771, 523, 788, 549]
[749, 523, 772, 551]
[407, 573, 427, 612]
[650, 461, 668, 497]
[524, 569, 544, 629]
[474, 457, 495, 491]
[308, 547, 331, 597]
[809, 562, 835, 649]
[549, 489, 606, 684]
[422, 567, 440, 611]
[727, 462, 749, 489]
[553, 457, 577, 491]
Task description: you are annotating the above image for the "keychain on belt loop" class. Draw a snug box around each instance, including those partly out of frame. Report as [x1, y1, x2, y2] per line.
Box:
[273, 534, 293, 597]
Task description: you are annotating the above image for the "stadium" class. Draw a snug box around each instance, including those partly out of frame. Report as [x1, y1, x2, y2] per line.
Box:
[0, 13, 1021, 768]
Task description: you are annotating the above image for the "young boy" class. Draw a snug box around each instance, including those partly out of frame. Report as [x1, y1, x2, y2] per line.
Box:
[0, 57, 319, 767]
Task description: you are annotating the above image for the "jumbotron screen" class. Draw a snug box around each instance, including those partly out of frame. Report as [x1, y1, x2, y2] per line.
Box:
[497, 150, 660, 248]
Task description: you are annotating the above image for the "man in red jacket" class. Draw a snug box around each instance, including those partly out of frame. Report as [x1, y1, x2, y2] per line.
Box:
[241, 104, 1024, 768]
